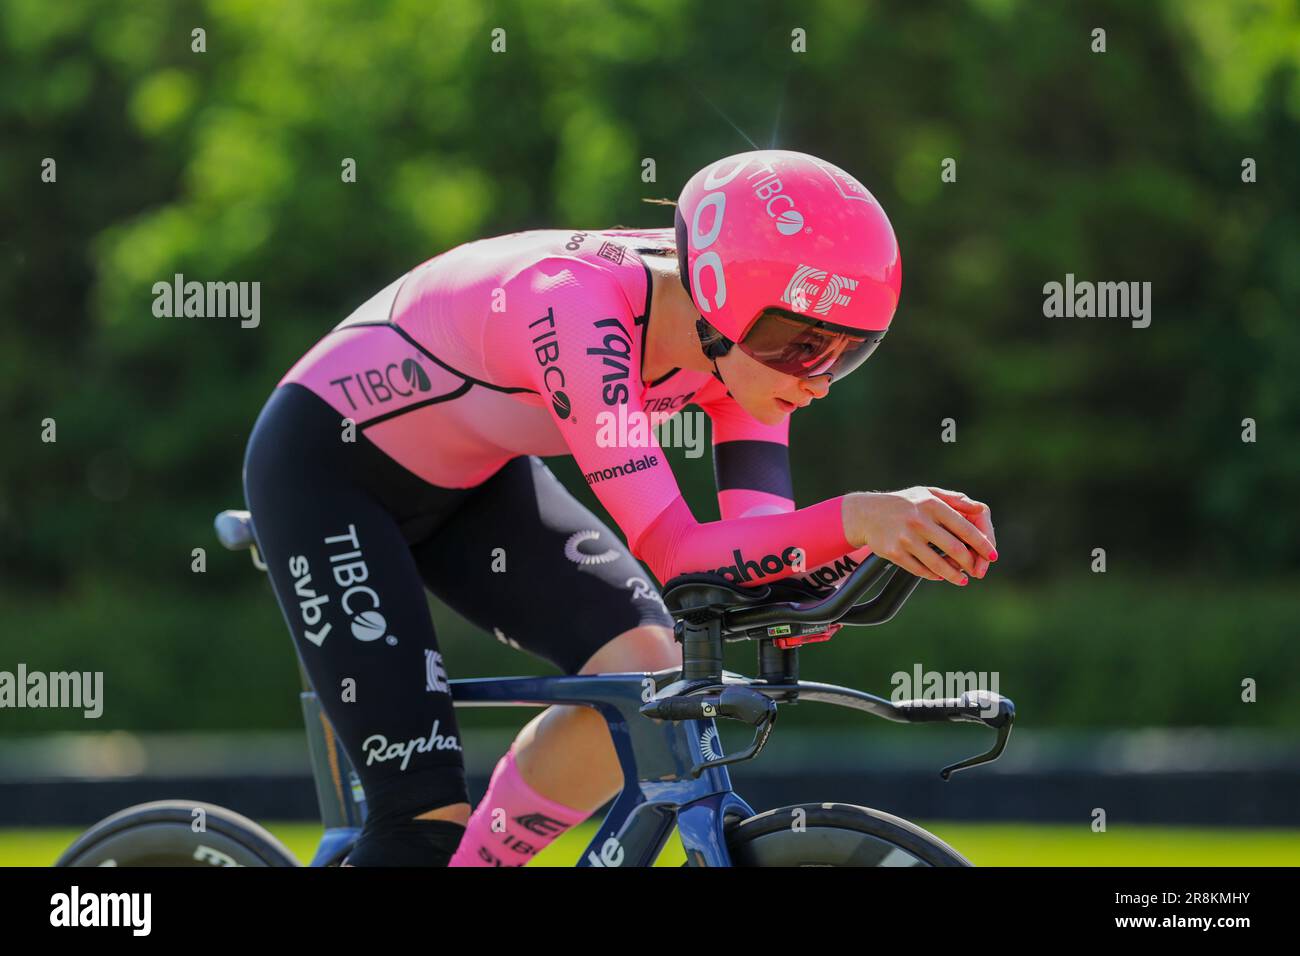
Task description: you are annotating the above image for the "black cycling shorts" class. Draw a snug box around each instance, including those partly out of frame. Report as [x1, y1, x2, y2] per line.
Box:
[242, 384, 672, 823]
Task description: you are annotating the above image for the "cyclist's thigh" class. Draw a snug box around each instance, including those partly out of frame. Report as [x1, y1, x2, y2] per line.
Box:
[242, 384, 469, 818]
[412, 455, 673, 675]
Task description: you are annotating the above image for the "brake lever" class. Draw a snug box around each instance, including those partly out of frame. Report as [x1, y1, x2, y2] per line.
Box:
[688, 688, 777, 778]
[938, 692, 1016, 780]
[640, 686, 779, 778]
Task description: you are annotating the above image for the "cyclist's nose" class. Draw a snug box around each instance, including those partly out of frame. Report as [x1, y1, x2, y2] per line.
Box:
[801, 376, 832, 400]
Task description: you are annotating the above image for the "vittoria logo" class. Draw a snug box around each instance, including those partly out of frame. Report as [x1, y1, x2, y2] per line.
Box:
[530, 307, 572, 420]
[708, 546, 805, 583]
[583, 453, 659, 486]
[586, 316, 633, 406]
[782, 264, 858, 317]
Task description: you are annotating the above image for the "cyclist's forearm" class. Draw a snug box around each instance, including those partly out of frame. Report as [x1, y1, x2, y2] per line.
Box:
[633, 494, 853, 585]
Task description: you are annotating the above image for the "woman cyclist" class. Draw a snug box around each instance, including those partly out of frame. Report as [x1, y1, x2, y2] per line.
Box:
[242, 149, 998, 867]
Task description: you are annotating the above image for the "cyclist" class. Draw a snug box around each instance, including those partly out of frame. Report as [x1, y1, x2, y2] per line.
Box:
[242, 149, 998, 867]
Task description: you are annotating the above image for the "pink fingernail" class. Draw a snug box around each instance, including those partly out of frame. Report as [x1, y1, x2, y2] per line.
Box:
[988, 550, 999, 561]
[960, 575, 969, 586]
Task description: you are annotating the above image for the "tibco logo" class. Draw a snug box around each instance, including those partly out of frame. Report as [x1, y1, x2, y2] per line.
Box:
[329, 357, 432, 411]
[782, 265, 858, 317]
[530, 307, 572, 420]
[744, 159, 805, 235]
[708, 546, 805, 583]
[322, 524, 395, 645]
[643, 391, 694, 414]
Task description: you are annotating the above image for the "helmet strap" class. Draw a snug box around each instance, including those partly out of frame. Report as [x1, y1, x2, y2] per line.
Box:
[695, 317, 733, 387]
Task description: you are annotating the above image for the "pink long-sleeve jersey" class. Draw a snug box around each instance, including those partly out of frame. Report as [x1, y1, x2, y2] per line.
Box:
[280, 228, 869, 586]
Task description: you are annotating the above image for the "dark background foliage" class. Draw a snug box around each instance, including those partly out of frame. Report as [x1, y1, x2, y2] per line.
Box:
[2, 0, 1296, 732]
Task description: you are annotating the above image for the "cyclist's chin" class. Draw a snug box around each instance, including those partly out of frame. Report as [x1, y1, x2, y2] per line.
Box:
[770, 396, 798, 419]
[740, 396, 792, 426]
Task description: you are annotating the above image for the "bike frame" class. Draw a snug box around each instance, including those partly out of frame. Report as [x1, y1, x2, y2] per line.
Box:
[303, 668, 760, 867]
[214, 511, 1010, 869]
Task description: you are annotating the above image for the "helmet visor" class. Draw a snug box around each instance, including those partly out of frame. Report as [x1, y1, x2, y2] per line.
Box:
[736, 308, 887, 381]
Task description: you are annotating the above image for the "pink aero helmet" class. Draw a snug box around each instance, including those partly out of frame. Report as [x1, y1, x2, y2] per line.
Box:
[674, 149, 902, 380]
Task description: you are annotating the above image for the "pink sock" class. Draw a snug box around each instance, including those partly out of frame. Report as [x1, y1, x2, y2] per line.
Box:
[448, 746, 592, 867]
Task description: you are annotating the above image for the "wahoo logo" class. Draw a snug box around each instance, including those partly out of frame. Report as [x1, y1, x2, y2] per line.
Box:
[797, 554, 860, 589]
[782, 265, 858, 316]
[586, 316, 633, 406]
[709, 546, 804, 583]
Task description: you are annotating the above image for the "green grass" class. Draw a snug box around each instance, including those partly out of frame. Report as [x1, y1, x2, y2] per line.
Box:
[5, 821, 1298, 867]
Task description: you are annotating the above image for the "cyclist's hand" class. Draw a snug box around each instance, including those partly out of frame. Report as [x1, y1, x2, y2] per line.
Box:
[928, 487, 997, 579]
[844, 488, 998, 585]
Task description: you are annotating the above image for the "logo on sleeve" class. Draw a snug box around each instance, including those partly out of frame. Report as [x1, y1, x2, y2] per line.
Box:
[587, 316, 633, 406]
[530, 307, 573, 420]
[597, 241, 626, 265]
[708, 546, 805, 583]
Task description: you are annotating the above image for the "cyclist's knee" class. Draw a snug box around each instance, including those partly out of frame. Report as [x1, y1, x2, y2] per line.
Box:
[578, 624, 678, 675]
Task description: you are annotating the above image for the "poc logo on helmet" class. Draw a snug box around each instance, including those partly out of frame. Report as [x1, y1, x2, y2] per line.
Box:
[689, 156, 751, 313]
[690, 156, 808, 314]
[782, 265, 857, 317]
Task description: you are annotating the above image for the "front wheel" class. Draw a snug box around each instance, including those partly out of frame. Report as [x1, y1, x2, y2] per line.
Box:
[55, 800, 300, 867]
[725, 802, 971, 867]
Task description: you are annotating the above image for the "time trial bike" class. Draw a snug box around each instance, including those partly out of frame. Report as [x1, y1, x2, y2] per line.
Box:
[55, 508, 1014, 867]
